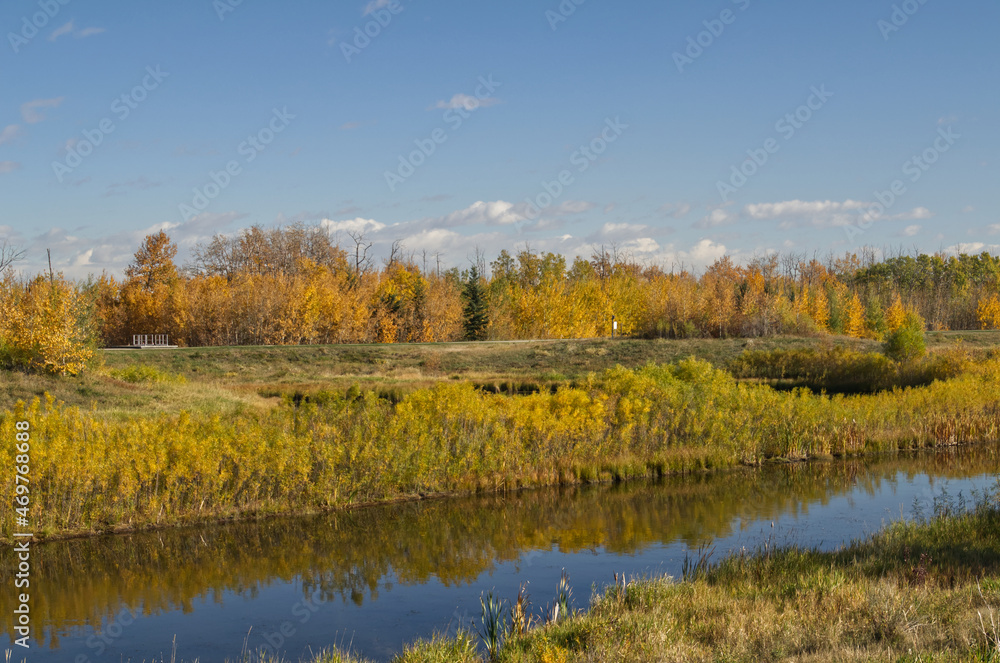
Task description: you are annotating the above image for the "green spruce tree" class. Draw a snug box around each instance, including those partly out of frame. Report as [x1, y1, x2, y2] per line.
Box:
[462, 266, 488, 341]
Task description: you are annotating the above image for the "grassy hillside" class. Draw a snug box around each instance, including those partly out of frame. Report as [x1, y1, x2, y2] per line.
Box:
[4, 331, 996, 416]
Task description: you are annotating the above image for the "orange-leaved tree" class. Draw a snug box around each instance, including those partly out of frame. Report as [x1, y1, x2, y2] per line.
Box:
[118, 231, 186, 344]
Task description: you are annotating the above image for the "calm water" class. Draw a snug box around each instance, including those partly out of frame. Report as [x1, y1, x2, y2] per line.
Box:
[3, 445, 1000, 662]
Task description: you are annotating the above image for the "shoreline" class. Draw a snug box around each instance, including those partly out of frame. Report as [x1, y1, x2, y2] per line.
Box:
[0, 440, 980, 547]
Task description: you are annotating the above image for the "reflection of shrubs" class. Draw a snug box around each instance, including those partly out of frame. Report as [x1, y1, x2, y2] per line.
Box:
[883, 311, 926, 363]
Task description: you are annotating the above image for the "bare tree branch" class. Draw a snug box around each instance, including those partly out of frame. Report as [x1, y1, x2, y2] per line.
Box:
[0, 240, 26, 273]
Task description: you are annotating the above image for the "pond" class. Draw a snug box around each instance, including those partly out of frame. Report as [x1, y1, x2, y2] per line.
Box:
[3, 445, 999, 662]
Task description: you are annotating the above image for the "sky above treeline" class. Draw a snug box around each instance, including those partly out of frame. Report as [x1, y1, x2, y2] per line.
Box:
[1, 0, 998, 279]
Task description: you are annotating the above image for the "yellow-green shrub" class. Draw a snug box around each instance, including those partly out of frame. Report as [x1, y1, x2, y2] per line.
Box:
[3, 358, 1000, 540]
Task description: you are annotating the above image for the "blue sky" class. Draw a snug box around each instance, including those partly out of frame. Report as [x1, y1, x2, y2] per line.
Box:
[2, 0, 998, 278]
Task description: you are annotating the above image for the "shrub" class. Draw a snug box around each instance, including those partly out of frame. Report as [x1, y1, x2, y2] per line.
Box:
[728, 346, 895, 394]
[0, 274, 97, 375]
[883, 311, 926, 363]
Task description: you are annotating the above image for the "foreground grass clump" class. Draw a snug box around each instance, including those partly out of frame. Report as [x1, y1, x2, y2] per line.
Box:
[389, 488, 1000, 663]
[4, 357, 1000, 540]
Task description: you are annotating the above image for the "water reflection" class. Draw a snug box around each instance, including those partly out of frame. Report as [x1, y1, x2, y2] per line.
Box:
[2, 445, 999, 660]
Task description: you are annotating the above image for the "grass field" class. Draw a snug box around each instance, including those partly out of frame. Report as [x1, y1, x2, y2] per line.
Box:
[3, 331, 997, 416]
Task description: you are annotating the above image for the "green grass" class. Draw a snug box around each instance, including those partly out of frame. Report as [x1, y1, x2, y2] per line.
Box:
[2, 332, 996, 416]
[0, 335, 891, 415]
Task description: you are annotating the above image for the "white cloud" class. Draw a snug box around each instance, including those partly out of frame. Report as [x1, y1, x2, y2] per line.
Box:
[688, 239, 728, 264]
[72, 248, 94, 267]
[742, 199, 930, 230]
[21, 98, 64, 124]
[962, 206, 976, 213]
[696, 208, 735, 228]
[645, 239, 731, 272]
[987, 224, 1000, 235]
[0, 125, 21, 146]
[901, 225, 922, 237]
[48, 21, 74, 41]
[744, 199, 868, 220]
[598, 222, 648, 236]
[13, 213, 246, 280]
[431, 94, 501, 111]
[320, 217, 386, 235]
[48, 21, 104, 41]
[625, 237, 660, 254]
[396, 228, 463, 252]
[0, 161, 20, 174]
[943, 242, 1000, 256]
[362, 0, 392, 15]
[891, 207, 932, 221]
[439, 201, 525, 227]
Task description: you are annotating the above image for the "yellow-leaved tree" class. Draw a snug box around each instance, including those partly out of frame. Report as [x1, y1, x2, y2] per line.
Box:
[0, 273, 97, 375]
[844, 293, 869, 338]
[979, 294, 1000, 330]
[886, 294, 907, 333]
[809, 286, 830, 332]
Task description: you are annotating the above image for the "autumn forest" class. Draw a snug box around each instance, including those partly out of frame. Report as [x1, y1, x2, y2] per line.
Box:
[3, 224, 1000, 375]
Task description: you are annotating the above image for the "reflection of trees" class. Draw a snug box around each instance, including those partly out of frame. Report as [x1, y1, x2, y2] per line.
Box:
[3, 445, 998, 649]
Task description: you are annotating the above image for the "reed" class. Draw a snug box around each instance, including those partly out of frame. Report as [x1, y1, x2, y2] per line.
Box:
[4, 357, 1000, 541]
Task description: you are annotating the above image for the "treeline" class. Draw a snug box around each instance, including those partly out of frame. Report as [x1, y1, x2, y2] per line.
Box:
[93, 225, 1000, 347]
[3, 223, 1000, 373]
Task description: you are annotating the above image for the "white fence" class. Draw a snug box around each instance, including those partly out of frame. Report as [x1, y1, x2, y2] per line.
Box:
[131, 334, 171, 347]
